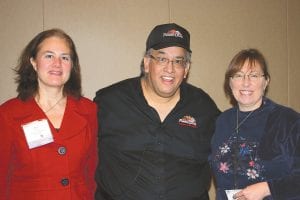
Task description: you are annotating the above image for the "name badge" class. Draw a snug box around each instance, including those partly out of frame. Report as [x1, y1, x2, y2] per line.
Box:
[22, 119, 54, 149]
[225, 189, 242, 200]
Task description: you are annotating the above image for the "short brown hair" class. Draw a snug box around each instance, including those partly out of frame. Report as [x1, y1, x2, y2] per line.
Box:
[224, 48, 270, 106]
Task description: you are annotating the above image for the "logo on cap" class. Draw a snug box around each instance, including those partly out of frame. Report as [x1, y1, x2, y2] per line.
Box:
[163, 29, 183, 38]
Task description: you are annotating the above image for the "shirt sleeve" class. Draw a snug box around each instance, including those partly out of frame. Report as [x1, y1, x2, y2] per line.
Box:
[0, 108, 14, 200]
[267, 118, 300, 200]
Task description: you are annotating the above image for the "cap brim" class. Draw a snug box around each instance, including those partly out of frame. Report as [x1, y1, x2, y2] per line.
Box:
[152, 42, 192, 53]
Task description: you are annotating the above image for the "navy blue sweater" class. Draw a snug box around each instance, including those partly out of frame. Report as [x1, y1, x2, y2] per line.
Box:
[210, 98, 300, 200]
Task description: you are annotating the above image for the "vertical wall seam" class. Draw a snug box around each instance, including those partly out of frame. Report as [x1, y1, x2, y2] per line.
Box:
[286, 0, 290, 106]
[42, 0, 45, 30]
[168, 0, 171, 22]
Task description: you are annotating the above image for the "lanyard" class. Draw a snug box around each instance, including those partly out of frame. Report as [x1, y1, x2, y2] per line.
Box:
[233, 108, 254, 188]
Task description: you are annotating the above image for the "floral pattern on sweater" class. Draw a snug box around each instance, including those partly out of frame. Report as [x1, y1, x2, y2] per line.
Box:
[213, 134, 266, 181]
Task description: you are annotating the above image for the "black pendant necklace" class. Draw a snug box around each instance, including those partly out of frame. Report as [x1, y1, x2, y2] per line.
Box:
[233, 107, 255, 189]
[235, 108, 254, 134]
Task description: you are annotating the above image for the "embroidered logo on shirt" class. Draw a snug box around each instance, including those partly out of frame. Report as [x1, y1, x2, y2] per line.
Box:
[178, 115, 197, 128]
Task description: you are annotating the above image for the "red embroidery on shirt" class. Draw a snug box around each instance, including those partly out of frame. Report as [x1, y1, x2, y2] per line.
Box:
[178, 115, 197, 128]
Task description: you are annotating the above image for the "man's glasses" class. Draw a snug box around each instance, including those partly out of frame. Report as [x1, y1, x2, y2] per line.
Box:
[231, 73, 265, 82]
[149, 55, 187, 68]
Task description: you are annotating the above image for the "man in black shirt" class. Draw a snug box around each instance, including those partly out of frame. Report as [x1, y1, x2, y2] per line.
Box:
[94, 23, 220, 200]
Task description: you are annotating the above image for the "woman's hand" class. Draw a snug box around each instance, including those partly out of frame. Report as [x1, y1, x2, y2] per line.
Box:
[233, 182, 271, 200]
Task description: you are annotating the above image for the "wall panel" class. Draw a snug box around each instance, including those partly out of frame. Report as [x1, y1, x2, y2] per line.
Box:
[288, 0, 300, 112]
[0, 0, 43, 102]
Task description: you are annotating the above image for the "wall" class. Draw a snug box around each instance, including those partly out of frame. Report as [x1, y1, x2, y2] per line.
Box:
[0, 0, 299, 198]
[288, 0, 300, 111]
[1, 0, 299, 112]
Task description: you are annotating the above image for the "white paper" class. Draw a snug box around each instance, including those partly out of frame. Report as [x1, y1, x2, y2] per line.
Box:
[22, 119, 54, 149]
[225, 189, 242, 200]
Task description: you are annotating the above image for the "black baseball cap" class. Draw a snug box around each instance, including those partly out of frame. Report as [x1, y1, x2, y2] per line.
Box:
[146, 23, 191, 53]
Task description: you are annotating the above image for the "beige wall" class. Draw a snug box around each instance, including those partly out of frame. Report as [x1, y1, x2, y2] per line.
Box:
[1, 0, 299, 112]
[0, 0, 299, 198]
[288, 0, 300, 111]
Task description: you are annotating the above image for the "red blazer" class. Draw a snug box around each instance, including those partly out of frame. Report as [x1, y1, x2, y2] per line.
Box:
[0, 96, 98, 200]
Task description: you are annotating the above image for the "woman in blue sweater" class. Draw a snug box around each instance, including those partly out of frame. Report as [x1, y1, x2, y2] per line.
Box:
[210, 48, 300, 200]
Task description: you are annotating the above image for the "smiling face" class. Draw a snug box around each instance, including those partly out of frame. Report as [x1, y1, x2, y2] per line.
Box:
[30, 36, 72, 91]
[229, 60, 269, 111]
[143, 46, 190, 100]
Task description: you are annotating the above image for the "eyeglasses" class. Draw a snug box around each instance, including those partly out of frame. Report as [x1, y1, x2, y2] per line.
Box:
[231, 73, 265, 82]
[149, 55, 187, 68]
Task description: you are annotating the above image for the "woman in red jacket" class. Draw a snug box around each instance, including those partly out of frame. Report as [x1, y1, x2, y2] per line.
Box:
[0, 29, 98, 200]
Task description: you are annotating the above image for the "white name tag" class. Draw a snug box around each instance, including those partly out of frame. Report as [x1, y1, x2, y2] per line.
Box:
[22, 119, 54, 149]
[225, 189, 242, 200]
